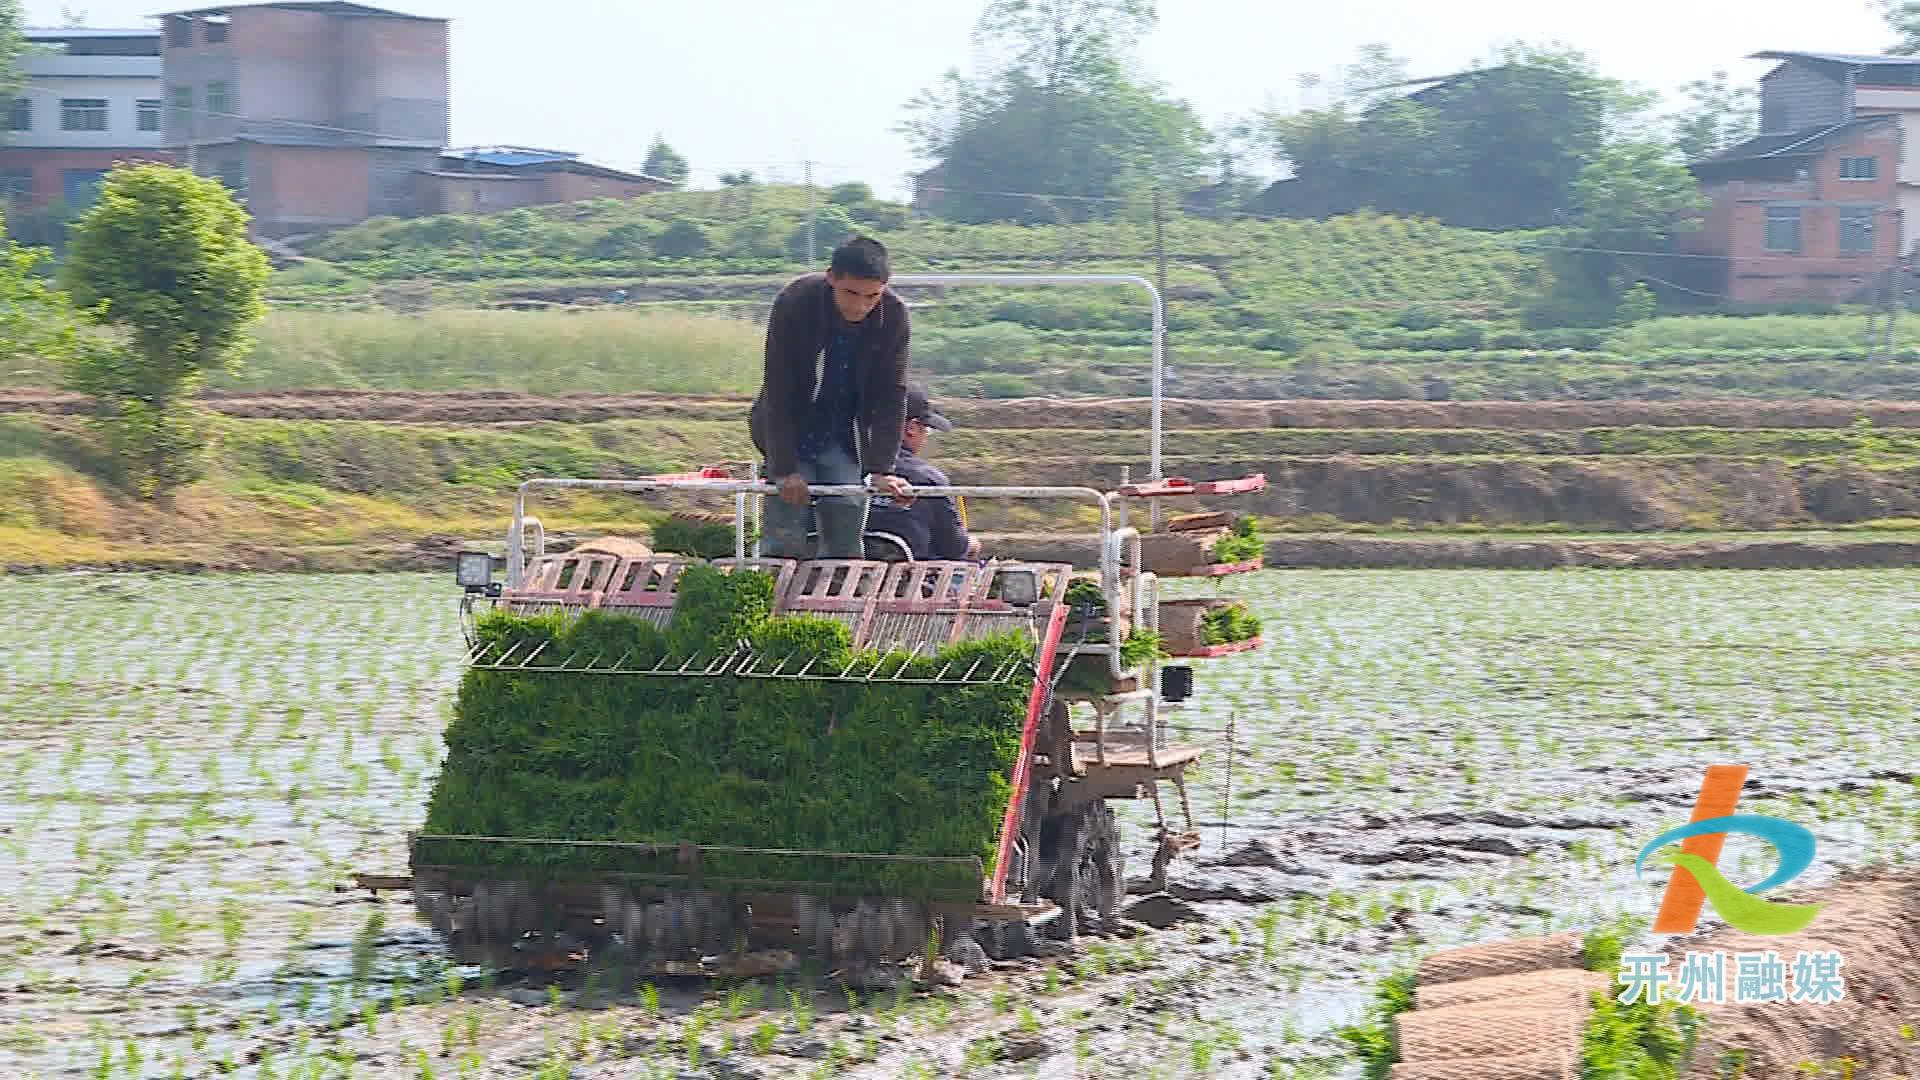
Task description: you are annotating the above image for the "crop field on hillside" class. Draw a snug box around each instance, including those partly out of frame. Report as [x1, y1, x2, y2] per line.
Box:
[0, 569, 1914, 1078]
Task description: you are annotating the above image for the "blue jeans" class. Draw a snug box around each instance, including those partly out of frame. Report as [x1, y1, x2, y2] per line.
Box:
[760, 443, 869, 559]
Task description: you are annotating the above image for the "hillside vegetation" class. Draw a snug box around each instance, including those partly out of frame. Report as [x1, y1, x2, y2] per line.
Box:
[250, 187, 1920, 401]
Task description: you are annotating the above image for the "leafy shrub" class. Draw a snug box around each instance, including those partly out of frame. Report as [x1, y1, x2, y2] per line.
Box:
[913, 322, 1040, 374]
[422, 570, 1037, 898]
[653, 220, 711, 259]
[589, 221, 658, 260]
[1391, 302, 1459, 331]
[787, 205, 858, 261]
[827, 183, 873, 206]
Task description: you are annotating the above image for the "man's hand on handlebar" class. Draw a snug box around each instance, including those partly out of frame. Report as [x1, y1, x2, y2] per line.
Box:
[872, 473, 914, 505]
[777, 473, 810, 507]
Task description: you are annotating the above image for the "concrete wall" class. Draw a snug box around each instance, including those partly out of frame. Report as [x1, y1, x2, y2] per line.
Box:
[227, 7, 341, 139]
[163, 7, 447, 148]
[1760, 62, 1848, 134]
[11, 74, 163, 149]
[159, 33, 239, 145]
[368, 146, 437, 217]
[339, 17, 448, 146]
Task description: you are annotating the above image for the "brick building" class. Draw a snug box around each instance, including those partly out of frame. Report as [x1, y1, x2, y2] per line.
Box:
[158, 1, 449, 235]
[421, 147, 671, 215]
[1680, 51, 1920, 304]
[1686, 114, 1904, 304]
[0, 27, 174, 211]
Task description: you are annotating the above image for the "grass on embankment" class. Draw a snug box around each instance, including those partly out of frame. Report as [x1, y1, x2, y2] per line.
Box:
[0, 309, 766, 395]
[0, 414, 746, 568]
[6, 411, 1920, 569]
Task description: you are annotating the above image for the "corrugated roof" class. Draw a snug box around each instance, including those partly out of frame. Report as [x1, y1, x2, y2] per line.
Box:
[1751, 50, 1920, 67]
[1692, 115, 1896, 168]
[154, 2, 441, 22]
[25, 26, 162, 37]
[443, 146, 579, 167]
[436, 148, 672, 186]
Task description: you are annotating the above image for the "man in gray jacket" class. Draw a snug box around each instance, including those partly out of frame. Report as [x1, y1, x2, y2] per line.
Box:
[748, 236, 913, 558]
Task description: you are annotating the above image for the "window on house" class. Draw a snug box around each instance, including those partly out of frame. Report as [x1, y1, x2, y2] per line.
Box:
[136, 99, 161, 133]
[205, 81, 229, 118]
[0, 170, 33, 203]
[60, 98, 108, 132]
[6, 97, 28, 132]
[1840, 156, 1879, 180]
[1765, 206, 1803, 253]
[166, 16, 192, 48]
[204, 16, 229, 43]
[1840, 207, 1876, 253]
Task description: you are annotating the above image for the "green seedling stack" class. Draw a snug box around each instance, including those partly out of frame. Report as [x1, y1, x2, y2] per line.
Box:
[418, 566, 1036, 900]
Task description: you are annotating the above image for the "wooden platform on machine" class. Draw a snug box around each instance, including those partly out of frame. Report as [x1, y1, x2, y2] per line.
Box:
[1071, 743, 1204, 775]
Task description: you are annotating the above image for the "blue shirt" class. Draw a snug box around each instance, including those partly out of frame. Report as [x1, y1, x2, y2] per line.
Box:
[867, 448, 972, 560]
[794, 322, 863, 463]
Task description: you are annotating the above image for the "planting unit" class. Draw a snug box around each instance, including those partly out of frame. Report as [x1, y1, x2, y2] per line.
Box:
[391, 474, 1230, 977]
[377, 275, 1270, 976]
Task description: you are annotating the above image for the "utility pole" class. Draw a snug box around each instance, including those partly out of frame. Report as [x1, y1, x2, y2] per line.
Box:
[804, 159, 816, 264]
[1153, 181, 1169, 359]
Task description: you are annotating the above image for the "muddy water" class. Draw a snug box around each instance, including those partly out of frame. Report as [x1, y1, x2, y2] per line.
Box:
[0, 570, 1915, 1079]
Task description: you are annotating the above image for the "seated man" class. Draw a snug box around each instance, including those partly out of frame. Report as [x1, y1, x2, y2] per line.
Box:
[866, 385, 981, 562]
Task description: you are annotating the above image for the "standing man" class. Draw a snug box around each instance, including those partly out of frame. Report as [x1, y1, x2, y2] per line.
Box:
[867, 385, 981, 561]
[749, 236, 914, 558]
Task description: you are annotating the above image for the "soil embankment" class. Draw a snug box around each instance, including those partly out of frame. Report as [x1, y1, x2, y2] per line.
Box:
[9, 390, 1920, 429]
[6, 392, 1920, 570]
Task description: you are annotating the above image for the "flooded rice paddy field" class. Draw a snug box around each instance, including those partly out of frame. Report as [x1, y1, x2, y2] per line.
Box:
[0, 569, 1916, 1079]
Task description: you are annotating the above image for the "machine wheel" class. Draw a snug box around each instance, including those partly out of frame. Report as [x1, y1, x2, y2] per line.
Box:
[1042, 802, 1124, 940]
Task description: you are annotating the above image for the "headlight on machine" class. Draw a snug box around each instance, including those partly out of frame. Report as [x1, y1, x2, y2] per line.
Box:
[999, 569, 1038, 607]
[456, 550, 494, 591]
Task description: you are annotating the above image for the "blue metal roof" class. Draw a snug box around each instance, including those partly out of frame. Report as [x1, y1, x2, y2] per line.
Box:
[443, 146, 579, 167]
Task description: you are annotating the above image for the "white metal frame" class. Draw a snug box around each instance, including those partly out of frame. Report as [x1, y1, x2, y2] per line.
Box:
[888, 274, 1166, 491]
[507, 477, 1154, 686]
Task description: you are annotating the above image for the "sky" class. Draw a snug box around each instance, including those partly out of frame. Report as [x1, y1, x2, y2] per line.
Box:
[19, 0, 1902, 200]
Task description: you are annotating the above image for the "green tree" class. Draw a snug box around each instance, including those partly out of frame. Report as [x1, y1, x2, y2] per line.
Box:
[827, 182, 874, 206]
[1258, 45, 1642, 229]
[57, 164, 270, 497]
[642, 135, 690, 187]
[1531, 141, 1707, 325]
[1882, 1, 1920, 54]
[0, 211, 90, 375]
[1670, 70, 1758, 162]
[652, 219, 710, 258]
[901, 0, 1209, 223]
[787, 204, 856, 260]
[0, 0, 23, 143]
